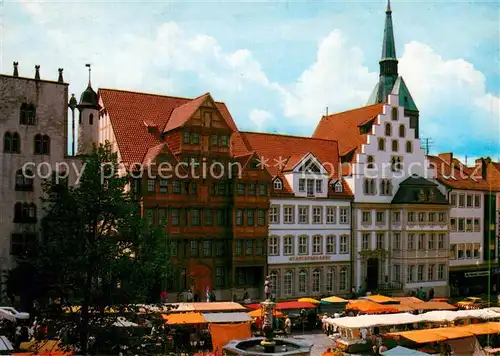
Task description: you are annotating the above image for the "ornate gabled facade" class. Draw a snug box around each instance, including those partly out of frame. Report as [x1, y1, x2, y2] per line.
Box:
[429, 153, 500, 296]
[240, 132, 353, 299]
[313, 2, 451, 297]
[85, 88, 271, 302]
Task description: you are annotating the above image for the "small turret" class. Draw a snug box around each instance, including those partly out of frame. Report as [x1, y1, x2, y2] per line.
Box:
[77, 64, 100, 155]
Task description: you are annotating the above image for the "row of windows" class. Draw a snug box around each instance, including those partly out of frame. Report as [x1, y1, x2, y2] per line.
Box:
[363, 179, 393, 196]
[268, 235, 349, 256]
[405, 264, 446, 283]
[389, 232, 446, 251]
[268, 205, 349, 225]
[407, 211, 447, 224]
[170, 239, 265, 259]
[269, 267, 349, 296]
[450, 217, 481, 233]
[13, 202, 37, 223]
[3, 133, 51, 154]
[450, 193, 481, 209]
[183, 132, 229, 147]
[144, 207, 267, 227]
[450, 243, 481, 260]
[143, 180, 268, 197]
[273, 177, 343, 193]
[361, 210, 447, 225]
[374, 138, 412, 154]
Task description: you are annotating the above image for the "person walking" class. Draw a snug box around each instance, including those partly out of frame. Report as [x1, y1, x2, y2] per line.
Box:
[284, 316, 292, 337]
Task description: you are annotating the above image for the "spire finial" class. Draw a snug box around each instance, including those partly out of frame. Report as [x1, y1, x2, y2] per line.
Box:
[386, 0, 391, 13]
[85, 63, 91, 86]
[35, 65, 40, 80]
[13, 62, 19, 77]
[58, 68, 64, 83]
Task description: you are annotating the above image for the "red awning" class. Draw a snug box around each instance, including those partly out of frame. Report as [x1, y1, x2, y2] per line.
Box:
[246, 304, 261, 310]
[276, 301, 317, 310]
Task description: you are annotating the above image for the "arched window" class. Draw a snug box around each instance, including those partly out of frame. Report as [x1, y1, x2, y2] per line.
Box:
[270, 270, 279, 299]
[42, 135, 50, 154]
[34, 134, 42, 154]
[15, 169, 34, 191]
[299, 269, 308, 293]
[312, 269, 321, 293]
[385, 123, 392, 136]
[89, 113, 94, 125]
[273, 178, 282, 190]
[326, 268, 336, 293]
[340, 268, 348, 291]
[367, 155, 374, 169]
[12, 133, 20, 153]
[378, 138, 385, 151]
[27, 104, 36, 125]
[284, 270, 293, 296]
[3, 133, 11, 152]
[369, 179, 375, 194]
[20, 103, 28, 125]
[392, 139, 399, 152]
[392, 107, 398, 120]
[406, 141, 413, 153]
[399, 124, 405, 138]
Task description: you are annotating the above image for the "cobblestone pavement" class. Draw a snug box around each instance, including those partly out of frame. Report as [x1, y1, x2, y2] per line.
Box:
[290, 331, 334, 356]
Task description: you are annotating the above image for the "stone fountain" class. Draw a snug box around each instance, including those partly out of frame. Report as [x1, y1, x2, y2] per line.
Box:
[223, 277, 312, 356]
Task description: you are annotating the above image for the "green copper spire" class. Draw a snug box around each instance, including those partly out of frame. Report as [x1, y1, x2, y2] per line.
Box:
[381, 0, 397, 60]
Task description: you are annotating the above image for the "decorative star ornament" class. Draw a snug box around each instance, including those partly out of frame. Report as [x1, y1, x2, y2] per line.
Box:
[256, 156, 269, 169]
[273, 156, 287, 170]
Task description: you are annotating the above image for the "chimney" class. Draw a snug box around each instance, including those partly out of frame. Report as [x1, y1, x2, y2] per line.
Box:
[58, 68, 64, 83]
[13, 62, 19, 77]
[438, 152, 453, 164]
[35, 65, 40, 80]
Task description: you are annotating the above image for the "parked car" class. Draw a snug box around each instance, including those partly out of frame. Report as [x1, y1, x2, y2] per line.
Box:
[0, 307, 30, 320]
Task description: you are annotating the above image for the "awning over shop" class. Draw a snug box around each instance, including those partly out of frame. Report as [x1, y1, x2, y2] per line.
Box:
[360, 295, 399, 304]
[276, 301, 317, 310]
[202, 312, 252, 323]
[388, 329, 448, 344]
[247, 309, 284, 318]
[161, 312, 206, 325]
[321, 296, 348, 304]
[167, 302, 246, 313]
[209, 323, 251, 352]
[346, 300, 400, 314]
[298, 298, 321, 304]
[393, 297, 424, 304]
[404, 302, 457, 311]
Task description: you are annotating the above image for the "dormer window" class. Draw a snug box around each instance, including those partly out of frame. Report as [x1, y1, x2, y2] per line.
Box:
[191, 133, 200, 145]
[219, 135, 228, 147]
[183, 132, 190, 144]
[334, 181, 343, 193]
[273, 178, 283, 190]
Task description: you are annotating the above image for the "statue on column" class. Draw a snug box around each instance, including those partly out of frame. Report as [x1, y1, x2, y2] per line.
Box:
[264, 276, 272, 300]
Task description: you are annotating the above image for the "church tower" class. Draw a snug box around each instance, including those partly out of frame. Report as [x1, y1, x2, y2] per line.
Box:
[367, 0, 420, 138]
[77, 64, 99, 155]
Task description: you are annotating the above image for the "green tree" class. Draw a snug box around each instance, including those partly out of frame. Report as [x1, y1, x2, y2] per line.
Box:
[8, 142, 170, 353]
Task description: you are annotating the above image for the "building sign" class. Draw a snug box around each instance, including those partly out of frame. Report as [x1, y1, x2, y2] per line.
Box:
[465, 271, 489, 278]
[289, 255, 332, 262]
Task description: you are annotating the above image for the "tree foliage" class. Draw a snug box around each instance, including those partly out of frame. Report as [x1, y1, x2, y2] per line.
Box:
[7, 142, 171, 353]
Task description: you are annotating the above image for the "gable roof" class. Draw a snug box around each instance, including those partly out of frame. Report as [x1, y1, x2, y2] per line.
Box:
[98, 89, 244, 165]
[427, 155, 496, 191]
[312, 103, 384, 157]
[240, 131, 352, 198]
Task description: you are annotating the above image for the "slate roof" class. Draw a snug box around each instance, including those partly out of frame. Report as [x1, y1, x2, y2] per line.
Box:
[392, 175, 449, 205]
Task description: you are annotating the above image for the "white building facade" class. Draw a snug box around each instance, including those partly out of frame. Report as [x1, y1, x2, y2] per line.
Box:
[267, 154, 352, 299]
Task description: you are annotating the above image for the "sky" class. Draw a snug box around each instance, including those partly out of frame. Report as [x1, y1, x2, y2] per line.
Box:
[1, 0, 499, 161]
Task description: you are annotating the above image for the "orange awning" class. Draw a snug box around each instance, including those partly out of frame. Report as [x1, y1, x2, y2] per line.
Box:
[346, 300, 399, 314]
[248, 309, 284, 318]
[210, 322, 251, 352]
[361, 295, 398, 304]
[161, 312, 206, 325]
[405, 301, 457, 311]
[389, 329, 448, 344]
[393, 297, 424, 304]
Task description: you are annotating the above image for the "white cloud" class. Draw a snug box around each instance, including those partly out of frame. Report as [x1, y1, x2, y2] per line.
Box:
[282, 30, 377, 125]
[249, 109, 273, 131]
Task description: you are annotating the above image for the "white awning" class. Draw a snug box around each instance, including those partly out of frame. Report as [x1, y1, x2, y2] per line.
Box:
[202, 312, 252, 323]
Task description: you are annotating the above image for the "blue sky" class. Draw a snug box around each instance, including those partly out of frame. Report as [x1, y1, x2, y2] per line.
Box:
[2, 0, 499, 160]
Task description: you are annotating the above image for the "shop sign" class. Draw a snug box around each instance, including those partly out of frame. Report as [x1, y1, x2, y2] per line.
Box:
[289, 255, 332, 262]
[465, 270, 489, 278]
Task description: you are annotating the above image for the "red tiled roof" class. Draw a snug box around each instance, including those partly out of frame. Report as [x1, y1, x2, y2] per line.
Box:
[312, 103, 384, 157]
[427, 155, 496, 191]
[98, 89, 246, 165]
[240, 132, 352, 197]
